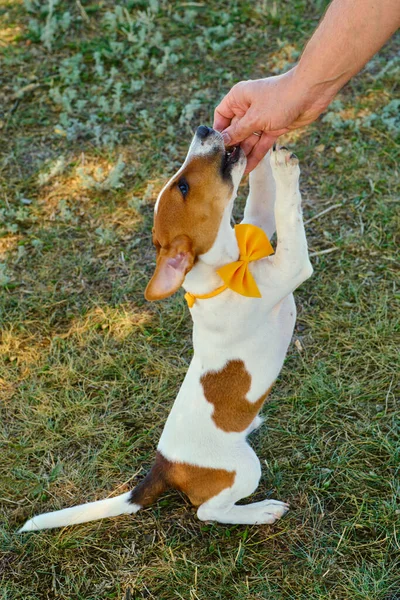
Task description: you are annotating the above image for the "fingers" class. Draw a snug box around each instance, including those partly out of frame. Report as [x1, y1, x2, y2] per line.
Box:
[240, 132, 261, 157]
[214, 82, 257, 145]
[213, 82, 248, 132]
[245, 133, 278, 173]
[213, 106, 232, 133]
[220, 112, 260, 146]
[213, 90, 241, 132]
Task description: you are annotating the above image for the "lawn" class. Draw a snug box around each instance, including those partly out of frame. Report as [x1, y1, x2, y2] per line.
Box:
[0, 1, 399, 598]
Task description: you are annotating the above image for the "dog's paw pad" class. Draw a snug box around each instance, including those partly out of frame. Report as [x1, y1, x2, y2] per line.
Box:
[270, 145, 300, 174]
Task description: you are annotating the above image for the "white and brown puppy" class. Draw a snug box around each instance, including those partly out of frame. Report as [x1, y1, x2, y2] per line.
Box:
[19, 126, 312, 532]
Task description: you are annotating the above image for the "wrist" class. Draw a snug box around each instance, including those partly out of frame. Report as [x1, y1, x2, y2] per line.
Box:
[288, 63, 342, 116]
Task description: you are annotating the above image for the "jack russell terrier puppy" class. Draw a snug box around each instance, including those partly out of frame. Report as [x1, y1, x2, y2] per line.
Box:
[19, 126, 312, 532]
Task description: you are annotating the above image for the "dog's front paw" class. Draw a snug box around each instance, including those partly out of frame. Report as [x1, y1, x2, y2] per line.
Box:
[270, 144, 300, 182]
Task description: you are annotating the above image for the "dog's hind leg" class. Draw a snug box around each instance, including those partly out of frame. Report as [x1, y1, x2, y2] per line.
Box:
[198, 495, 289, 525]
[196, 445, 289, 525]
[242, 152, 276, 238]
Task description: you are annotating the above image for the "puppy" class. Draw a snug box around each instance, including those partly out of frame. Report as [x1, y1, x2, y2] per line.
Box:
[19, 126, 312, 531]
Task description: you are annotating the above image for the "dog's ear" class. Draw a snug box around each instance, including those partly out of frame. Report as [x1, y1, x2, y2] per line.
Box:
[145, 235, 194, 301]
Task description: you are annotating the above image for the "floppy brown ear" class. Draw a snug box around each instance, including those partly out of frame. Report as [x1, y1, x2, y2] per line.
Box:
[145, 235, 194, 301]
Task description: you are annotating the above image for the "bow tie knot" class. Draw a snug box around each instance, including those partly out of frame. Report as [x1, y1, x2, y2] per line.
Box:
[184, 224, 274, 308]
[216, 224, 274, 298]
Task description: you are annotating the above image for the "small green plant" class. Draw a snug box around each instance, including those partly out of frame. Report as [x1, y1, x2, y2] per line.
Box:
[0, 263, 11, 287]
[0, 202, 36, 235]
[38, 156, 66, 186]
[77, 155, 125, 190]
[322, 98, 400, 134]
[25, 0, 72, 50]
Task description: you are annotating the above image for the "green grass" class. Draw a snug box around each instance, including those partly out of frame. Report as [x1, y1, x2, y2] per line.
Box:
[0, 1, 399, 598]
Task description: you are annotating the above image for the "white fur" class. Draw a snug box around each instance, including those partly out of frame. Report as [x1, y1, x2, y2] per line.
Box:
[19, 493, 140, 532]
[18, 133, 311, 531]
[158, 142, 312, 525]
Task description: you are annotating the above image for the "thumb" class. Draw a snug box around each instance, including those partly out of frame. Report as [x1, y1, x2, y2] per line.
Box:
[221, 112, 260, 146]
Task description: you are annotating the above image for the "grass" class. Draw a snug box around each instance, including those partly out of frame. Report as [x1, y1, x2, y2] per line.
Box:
[0, 1, 399, 598]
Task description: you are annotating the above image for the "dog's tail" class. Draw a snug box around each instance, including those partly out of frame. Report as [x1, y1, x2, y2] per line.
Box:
[19, 461, 168, 533]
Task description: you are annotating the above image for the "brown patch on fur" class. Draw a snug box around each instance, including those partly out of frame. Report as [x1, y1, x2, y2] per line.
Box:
[129, 453, 169, 507]
[153, 154, 233, 258]
[167, 456, 235, 506]
[146, 151, 234, 300]
[129, 452, 235, 508]
[201, 360, 272, 433]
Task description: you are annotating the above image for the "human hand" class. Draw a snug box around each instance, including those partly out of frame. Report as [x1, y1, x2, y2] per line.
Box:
[213, 68, 334, 172]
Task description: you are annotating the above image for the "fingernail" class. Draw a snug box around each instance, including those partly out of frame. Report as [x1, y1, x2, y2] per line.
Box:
[222, 132, 231, 145]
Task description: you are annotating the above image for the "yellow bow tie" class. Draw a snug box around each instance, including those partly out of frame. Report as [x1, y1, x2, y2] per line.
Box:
[185, 224, 274, 308]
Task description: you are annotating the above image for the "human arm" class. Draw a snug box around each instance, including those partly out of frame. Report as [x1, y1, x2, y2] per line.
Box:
[214, 0, 400, 172]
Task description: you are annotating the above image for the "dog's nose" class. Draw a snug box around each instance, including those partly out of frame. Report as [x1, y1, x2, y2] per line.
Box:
[196, 125, 213, 140]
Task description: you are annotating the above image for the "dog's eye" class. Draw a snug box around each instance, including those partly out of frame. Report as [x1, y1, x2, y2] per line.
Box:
[177, 178, 189, 198]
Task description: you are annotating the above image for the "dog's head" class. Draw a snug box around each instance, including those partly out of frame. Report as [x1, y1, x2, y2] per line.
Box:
[145, 126, 246, 301]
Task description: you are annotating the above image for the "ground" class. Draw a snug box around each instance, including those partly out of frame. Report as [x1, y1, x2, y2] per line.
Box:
[0, 1, 399, 599]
